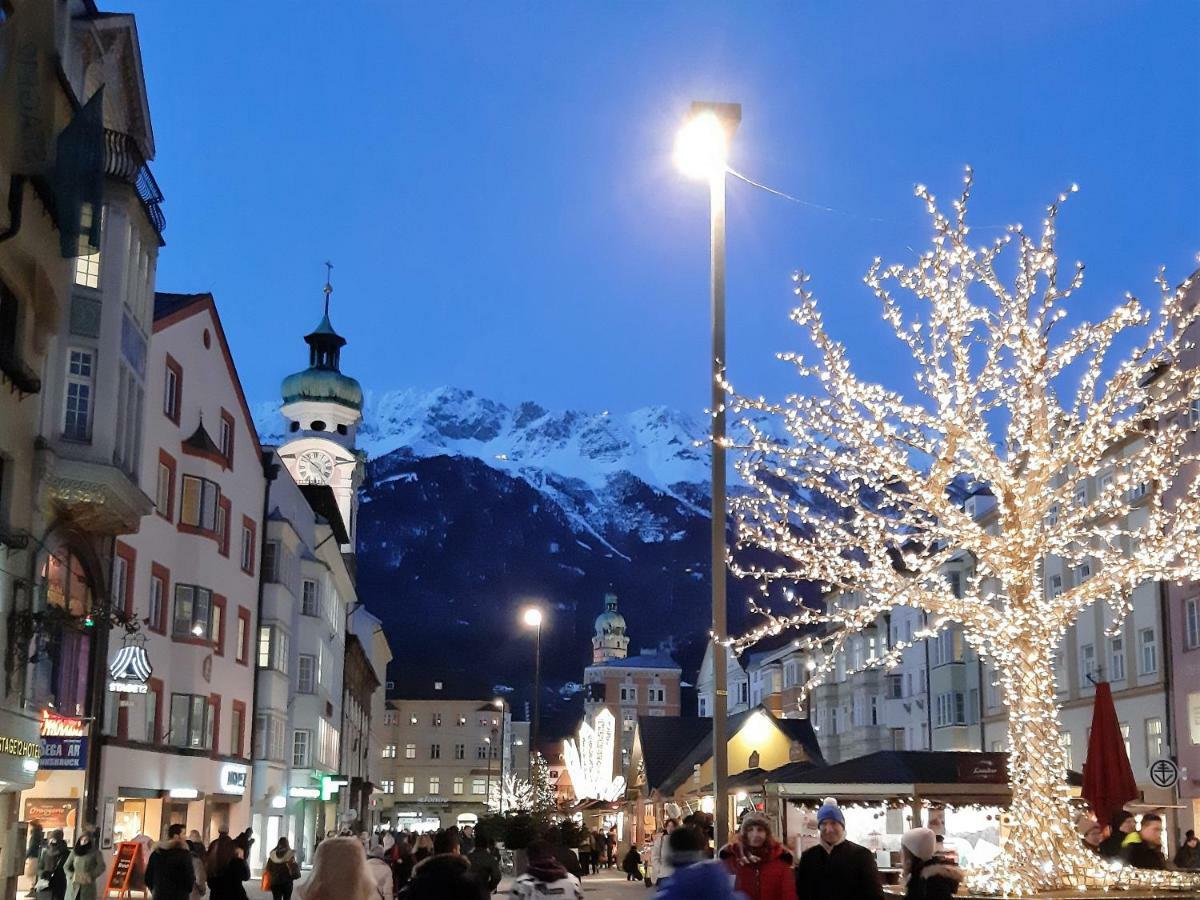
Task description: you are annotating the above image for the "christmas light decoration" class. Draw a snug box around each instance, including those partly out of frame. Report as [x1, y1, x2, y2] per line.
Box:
[563, 709, 627, 802]
[488, 773, 535, 813]
[724, 170, 1200, 894]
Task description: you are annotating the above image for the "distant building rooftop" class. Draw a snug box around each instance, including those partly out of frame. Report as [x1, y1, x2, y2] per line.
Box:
[588, 652, 680, 671]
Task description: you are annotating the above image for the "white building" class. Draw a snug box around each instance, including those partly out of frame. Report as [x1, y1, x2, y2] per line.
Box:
[349, 606, 393, 832]
[91, 292, 262, 847]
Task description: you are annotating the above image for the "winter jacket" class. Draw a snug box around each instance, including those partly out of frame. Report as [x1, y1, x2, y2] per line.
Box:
[553, 846, 582, 879]
[38, 841, 68, 896]
[655, 859, 738, 899]
[651, 833, 674, 883]
[794, 839, 884, 900]
[904, 858, 964, 900]
[27, 828, 44, 860]
[621, 847, 642, 876]
[265, 849, 300, 887]
[206, 857, 250, 900]
[145, 838, 198, 900]
[1174, 841, 1200, 870]
[466, 848, 501, 892]
[1120, 832, 1166, 870]
[63, 847, 107, 900]
[365, 856, 392, 900]
[1097, 829, 1129, 859]
[718, 839, 797, 900]
[507, 871, 583, 900]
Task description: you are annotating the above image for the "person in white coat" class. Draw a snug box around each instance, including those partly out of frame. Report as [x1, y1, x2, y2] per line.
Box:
[365, 844, 393, 900]
[651, 819, 679, 886]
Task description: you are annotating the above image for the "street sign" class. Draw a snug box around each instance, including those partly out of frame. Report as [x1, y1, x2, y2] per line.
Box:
[1149, 758, 1179, 789]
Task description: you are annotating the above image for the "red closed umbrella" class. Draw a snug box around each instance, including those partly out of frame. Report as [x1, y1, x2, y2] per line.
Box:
[1081, 680, 1139, 826]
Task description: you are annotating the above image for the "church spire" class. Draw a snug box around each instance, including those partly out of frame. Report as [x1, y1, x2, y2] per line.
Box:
[323, 260, 333, 316]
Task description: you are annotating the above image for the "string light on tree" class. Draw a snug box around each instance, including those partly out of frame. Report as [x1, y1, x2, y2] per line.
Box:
[723, 170, 1200, 895]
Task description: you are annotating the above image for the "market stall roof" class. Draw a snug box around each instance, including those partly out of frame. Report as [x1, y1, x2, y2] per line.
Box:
[768, 750, 1081, 803]
[636, 715, 715, 792]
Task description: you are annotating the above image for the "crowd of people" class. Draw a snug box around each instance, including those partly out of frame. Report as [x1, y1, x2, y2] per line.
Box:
[1082, 808, 1200, 871]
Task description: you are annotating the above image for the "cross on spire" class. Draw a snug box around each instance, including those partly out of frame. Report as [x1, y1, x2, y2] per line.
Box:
[323, 260, 334, 316]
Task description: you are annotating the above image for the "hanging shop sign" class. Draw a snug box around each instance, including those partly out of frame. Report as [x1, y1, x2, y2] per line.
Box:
[220, 763, 249, 795]
[956, 755, 1007, 784]
[24, 798, 79, 833]
[39, 711, 88, 770]
[108, 637, 153, 694]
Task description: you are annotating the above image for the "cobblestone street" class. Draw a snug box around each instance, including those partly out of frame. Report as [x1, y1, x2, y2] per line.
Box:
[243, 867, 657, 899]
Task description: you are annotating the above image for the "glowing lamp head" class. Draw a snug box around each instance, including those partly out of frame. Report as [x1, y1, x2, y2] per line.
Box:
[522, 607, 543, 628]
[674, 111, 730, 180]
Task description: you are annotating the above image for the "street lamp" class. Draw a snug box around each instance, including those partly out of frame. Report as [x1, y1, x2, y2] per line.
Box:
[676, 100, 740, 846]
[493, 697, 507, 814]
[522, 606, 544, 780]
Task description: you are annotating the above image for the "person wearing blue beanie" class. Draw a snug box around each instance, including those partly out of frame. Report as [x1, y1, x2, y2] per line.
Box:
[794, 799, 883, 900]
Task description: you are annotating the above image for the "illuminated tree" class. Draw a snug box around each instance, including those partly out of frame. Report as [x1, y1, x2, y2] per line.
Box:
[488, 773, 535, 814]
[530, 752, 556, 814]
[726, 171, 1200, 894]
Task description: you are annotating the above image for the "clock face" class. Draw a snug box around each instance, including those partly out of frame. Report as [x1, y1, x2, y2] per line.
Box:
[297, 449, 335, 485]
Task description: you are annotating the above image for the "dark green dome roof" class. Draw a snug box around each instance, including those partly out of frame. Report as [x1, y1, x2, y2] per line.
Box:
[281, 367, 363, 411]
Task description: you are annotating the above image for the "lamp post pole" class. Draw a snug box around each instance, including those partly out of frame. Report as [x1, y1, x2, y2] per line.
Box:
[523, 607, 544, 783]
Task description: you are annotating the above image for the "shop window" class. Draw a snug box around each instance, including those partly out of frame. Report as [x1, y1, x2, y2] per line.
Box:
[112, 800, 145, 846]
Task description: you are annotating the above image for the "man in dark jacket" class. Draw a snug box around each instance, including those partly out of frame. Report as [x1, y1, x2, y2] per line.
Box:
[145, 824, 196, 900]
[1120, 813, 1167, 870]
[1175, 829, 1200, 870]
[1098, 810, 1135, 859]
[794, 799, 884, 900]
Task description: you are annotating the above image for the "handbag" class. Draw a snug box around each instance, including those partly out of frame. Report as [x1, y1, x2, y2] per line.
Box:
[34, 877, 49, 892]
[261, 869, 271, 890]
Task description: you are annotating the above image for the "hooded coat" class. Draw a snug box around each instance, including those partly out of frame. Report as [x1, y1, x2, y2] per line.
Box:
[145, 836, 197, 900]
[63, 844, 107, 900]
[265, 847, 299, 888]
[904, 859, 964, 900]
[508, 854, 583, 900]
[719, 838, 797, 900]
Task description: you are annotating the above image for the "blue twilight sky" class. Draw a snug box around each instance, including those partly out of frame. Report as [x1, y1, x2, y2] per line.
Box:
[124, 1, 1199, 420]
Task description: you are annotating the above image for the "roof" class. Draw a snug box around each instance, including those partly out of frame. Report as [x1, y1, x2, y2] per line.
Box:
[636, 716, 713, 791]
[298, 484, 349, 545]
[590, 652, 680, 671]
[181, 420, 223, 458]
[768, 750, 1081, 790]
[154, 292, 206, 322]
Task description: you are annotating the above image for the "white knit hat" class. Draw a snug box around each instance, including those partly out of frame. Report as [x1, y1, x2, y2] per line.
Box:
[901, 827, 937, 862]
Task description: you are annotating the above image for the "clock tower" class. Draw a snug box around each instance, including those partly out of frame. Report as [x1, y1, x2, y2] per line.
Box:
[278, 274, 365, 554]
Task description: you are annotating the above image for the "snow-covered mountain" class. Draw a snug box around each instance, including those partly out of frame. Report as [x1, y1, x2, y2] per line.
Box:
[256, 386, 710, 492]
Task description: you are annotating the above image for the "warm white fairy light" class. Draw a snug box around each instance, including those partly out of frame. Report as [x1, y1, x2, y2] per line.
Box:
[725, 170, 1200, 895]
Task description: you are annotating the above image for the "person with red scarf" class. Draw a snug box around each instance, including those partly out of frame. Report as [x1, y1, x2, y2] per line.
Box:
[718, 813, 797, 900]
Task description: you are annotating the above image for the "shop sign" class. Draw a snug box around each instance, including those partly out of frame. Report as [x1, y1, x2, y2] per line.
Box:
[0, 735, 40, 759]
[288, 786, 320, 799]
[40, 736, 87, 770]
[220, 763, 249, 795]
[957, 756, 1007, 784]
[24, 798, 79, 833]
[108, 639, 152, 694]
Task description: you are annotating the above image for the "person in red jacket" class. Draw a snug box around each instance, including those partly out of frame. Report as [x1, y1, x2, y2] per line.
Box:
[718, 813, 797, 900]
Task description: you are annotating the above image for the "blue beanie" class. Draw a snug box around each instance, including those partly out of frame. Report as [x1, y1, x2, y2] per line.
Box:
[816, 798, 845, 827]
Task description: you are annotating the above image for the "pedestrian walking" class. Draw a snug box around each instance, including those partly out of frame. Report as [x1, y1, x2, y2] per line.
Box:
[391, 841, 414, 894]
[899, 828, 963, 900]
[589, 830, 604, 874]
[299, 837, 377, 900]
[717, 813, 795, 900]
[621, 843, 643, 882]
[1175, 830, 1200, 870]
[651, 818, 678, 885]
[36, 828, 68, 900]
[263, 838, 301, 900]
[459, 826, 476, 856]
[25, 821, 44, 898]
[366, 843, 393, 900]
[145, 825, 196, 900]
[400, 854, 485, 900]
[412, 835, 433, 864]
[1120, 813, 1167, 870]
[1098, 810, 1135, 859]
[185, 831, 208, 900]
[605, 827, 617, 867]
[205, 834, 251, 900]
[507, 840, 582, 900]
[655, 825, 737, 900]
[465, 830, 501, 894]
[62, 832, 105, 900]
[794, 799, 883, 900]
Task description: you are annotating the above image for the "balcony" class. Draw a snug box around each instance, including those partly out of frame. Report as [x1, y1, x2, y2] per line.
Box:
[103, 130, 166, 236]
[36, 440, 152, 535]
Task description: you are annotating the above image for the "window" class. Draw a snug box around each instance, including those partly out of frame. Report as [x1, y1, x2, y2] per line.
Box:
[431, 713, 442, 727]
[258, 626, 288, 673]
[163, 356, 181, 422]
[430, 743, 441, 759]
[148, 571, 165, 634]
[211, 596, 225, 655]
[829, 705, 840, 734]
[180, 476, 221, 533]
[698, 696, 707, 717]
[1073, 562, 1091, 584]
[298, 655, 316, 693]
[219, 410, 235, 463]
[401, 777, 414, 795]
[1139, 628, 1158, 675]
[1060, 731, 1072, 768]
[453, 777, 464, 795]
[476, 744, 488, 760]
[1048, 504, 1060, 526]
[404, 744, 416, 759]
[382, 744, 396, 759]
[262, 541, 280, 583]
[889, 675, 903, 699]
[230, 702, 245, 757]
[1047, 574, 1063, 599]
[1110, 637, 1126, 682]
[1190, 398, 1200, 427]
[456, 715, 467, 726]
[240, 519, 255, 575]
[648, 687, 665, 703]
[1145, 718, 1164, 761]
[155, 452, 175, 519]
[935, 692, 966, 727]
[63, 348, 95, 441]
[454, 743, 465, 760]
[1081, 644, 1095, 684]
[471, 778, 486, 795]
[292, 730, 311, 767]
[619, 685, 637, 703]
[429, 777, 440, 794]
[75, 244, 100, 289]
[217, 496, 230, 556]
[409, 713, 417, 726]
[1186, 598, 1200, 650]
[172, 584, 212, 640]
[380, 780, 394, 794]
[622, 709, 635, 733]
[1073, 482, 1087, 506]
[169, 693, 210, 749]
[236, 608, 251, 665]
[302, 580, 320, 617]
[1120, 722, 1131, 760]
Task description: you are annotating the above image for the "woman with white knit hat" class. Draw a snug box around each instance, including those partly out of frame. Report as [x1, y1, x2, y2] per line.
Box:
[899, 827, 963, 900]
